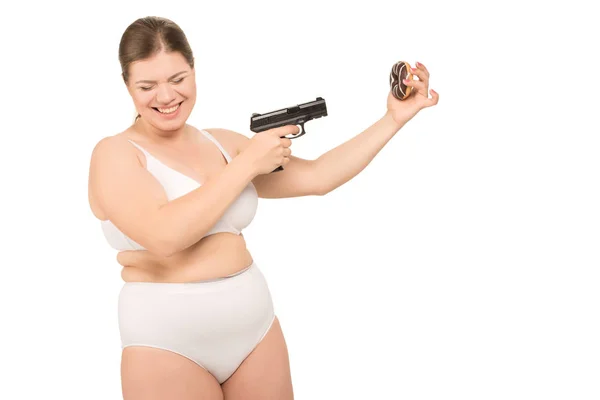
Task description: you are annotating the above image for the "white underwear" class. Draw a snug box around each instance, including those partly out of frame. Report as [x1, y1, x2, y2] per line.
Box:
[118, 262, 275, 383]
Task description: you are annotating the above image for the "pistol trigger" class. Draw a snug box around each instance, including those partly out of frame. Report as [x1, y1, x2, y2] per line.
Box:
[294, 123, 305, 138]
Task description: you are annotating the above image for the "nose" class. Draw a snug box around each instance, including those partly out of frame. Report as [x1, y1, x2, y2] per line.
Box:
[156, 83, 177, 105]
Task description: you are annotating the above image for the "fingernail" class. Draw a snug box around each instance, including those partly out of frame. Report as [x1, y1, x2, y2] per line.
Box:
[416, 62, 420, 67]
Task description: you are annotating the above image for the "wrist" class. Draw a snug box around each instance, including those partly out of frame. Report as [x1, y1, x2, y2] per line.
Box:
[230, 150, 259, 180]
[384, 109, 412, 131]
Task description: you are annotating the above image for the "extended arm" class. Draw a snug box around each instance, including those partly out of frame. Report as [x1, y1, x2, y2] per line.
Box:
[232, 111, 409, 198]
[312, 111, 406, 195]
[242, 60, 439, 198]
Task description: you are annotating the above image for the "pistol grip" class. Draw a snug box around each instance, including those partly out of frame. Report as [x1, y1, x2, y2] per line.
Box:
[271, 123, 308, 173]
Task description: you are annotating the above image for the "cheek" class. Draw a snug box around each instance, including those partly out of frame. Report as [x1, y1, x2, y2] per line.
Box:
[132, 91, 154, 108]
[181, 83, 196, 105]
[183, 80, 196, 96]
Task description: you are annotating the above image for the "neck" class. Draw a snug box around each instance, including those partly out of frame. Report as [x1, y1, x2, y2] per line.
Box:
[133, 118, 190, 144]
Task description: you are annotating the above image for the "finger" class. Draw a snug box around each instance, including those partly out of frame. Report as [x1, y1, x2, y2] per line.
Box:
[424, 89, 439, 107]
[410, 66, 428, 87]
[283, 147, 292, 157]
[273, 124, 300, 138]
[404, 77, 427, 93]
[280, 138, 292, 148]
[415, 61, 430, 78]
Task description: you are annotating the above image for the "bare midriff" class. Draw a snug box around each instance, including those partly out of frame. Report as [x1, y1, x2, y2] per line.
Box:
[116, 233, 254, 283]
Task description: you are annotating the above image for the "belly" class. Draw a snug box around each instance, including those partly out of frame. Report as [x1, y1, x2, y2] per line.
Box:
[117, 233, 254, 283]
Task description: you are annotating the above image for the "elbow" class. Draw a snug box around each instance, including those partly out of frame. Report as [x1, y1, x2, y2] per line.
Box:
[153, 231, 195, 257]
[145, 236, 178, 258]
[314, 176, 332, 196]
[142, 226, 182, 257]
[141, 216, 183, 257]
[149, 225, 211, 258]
[316, 187, 329, 196]
[316, 183, 333, 196]
[143, 212, 217, 257]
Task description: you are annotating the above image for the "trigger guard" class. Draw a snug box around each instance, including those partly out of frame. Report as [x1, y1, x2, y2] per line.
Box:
[287, 123, 305, 139]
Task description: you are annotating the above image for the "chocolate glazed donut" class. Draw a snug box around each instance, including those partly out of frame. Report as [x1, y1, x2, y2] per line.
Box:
[389, 61, 413, 100]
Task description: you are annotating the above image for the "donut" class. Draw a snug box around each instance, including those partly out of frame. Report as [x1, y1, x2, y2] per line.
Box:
[389, 61, 413, 100]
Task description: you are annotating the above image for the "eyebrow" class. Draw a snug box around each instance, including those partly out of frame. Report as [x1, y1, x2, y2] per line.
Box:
[135, 71, 188, 85]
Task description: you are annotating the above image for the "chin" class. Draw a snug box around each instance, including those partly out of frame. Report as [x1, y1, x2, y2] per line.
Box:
[157, 119, 188, 132]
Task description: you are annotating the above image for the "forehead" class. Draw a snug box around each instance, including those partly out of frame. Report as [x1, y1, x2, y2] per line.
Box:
[129, 51, 191, 80]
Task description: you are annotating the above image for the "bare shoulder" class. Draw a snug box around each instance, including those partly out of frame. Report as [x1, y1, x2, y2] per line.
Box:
[91, 133, 124, 151]
[89, 133, 141, 168]
[88, 133, 144, 219]
[202, 127, 251, 156]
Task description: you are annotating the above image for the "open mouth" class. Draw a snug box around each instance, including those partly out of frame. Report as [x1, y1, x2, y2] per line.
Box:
[152, 101, 183, 116]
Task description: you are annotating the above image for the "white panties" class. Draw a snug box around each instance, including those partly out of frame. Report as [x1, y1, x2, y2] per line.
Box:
[118, 262, 275, 383]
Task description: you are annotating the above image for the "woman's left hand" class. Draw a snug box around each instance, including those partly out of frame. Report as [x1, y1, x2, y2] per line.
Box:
[386, 61, 439, 125]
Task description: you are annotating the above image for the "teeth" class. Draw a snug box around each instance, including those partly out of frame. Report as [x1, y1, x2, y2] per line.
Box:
[157, 103, 180, 114]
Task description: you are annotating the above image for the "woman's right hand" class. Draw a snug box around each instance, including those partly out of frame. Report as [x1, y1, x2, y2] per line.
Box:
[241, 125, 298, 175]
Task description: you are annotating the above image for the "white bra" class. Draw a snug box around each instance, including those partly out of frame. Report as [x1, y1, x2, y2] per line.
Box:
[101, 129, 258, 251]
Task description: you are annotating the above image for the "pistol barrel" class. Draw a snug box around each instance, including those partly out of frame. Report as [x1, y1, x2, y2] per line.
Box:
[250, 97, 327, 132]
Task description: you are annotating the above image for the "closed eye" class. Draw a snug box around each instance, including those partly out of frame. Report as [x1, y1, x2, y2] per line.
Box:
[138, 77, 184, 91]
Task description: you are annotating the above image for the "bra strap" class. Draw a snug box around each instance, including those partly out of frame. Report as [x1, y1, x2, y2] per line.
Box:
[199, 130, 232, 163]
[127, 139, 153, 159]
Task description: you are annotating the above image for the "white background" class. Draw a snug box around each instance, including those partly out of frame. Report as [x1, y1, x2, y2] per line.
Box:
[1, 0, 599, 399]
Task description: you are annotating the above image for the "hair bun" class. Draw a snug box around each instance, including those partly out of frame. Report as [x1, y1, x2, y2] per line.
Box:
[389, 61, 413, 101]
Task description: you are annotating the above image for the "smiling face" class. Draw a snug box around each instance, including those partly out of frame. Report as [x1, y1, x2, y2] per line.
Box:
[126, 50, 196, 131]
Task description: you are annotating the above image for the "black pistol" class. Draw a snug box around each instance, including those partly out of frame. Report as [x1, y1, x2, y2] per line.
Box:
[250, 97, 328, 172]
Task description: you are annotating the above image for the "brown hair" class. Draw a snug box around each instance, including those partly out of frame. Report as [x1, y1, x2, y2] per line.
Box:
[118, 16, 195, 121]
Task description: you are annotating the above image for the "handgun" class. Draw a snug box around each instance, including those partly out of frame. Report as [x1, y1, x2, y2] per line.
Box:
[250, 97, 328, 172]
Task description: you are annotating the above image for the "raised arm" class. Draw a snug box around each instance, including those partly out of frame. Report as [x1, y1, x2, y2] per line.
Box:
[219, 111, 418, 198]
[239, 61, 439, 197]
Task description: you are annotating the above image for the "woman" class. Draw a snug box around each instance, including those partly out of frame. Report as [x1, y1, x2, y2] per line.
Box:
[88, 16, 438, 400]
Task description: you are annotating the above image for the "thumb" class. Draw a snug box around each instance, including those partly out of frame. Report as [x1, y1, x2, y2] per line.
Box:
[424, 89, 439, 107]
